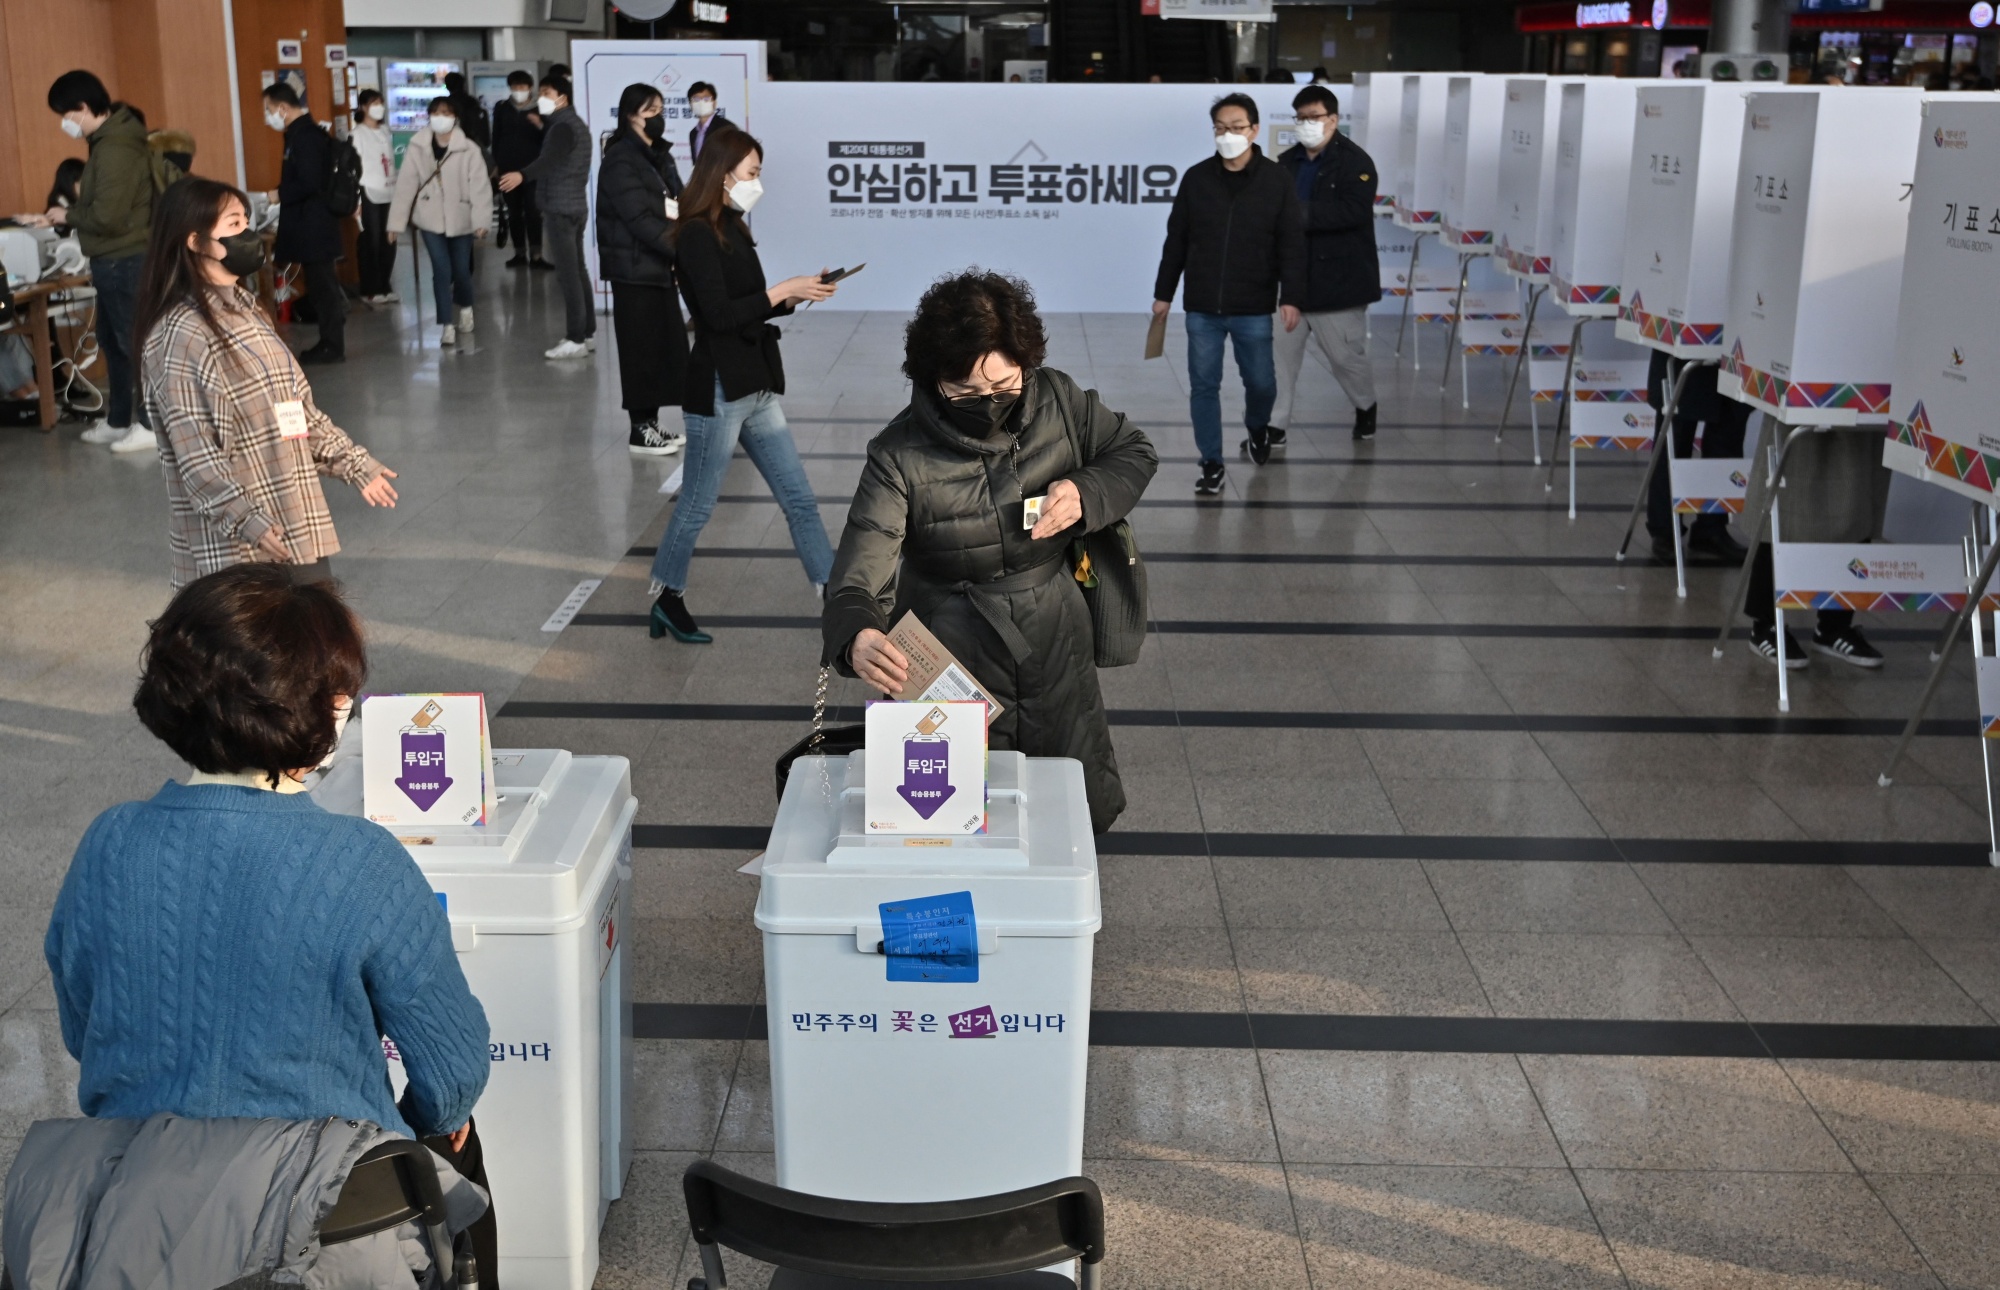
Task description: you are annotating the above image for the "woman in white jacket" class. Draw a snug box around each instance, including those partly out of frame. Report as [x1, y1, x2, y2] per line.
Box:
[387, 97, 493, 346]
[351, 89, 398, 305]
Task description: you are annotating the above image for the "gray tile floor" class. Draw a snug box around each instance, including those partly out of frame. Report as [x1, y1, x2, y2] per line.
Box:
[4, 253, 1998, 1288]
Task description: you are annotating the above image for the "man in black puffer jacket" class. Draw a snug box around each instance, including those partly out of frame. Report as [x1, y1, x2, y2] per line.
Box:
[1274, 84, 1381, 444]
[1152, 92, 1306, 497]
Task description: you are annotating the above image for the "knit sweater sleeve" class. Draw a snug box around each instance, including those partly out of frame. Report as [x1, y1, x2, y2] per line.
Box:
[44, 811, 114, 1061]
[358, 833, 491, 1135]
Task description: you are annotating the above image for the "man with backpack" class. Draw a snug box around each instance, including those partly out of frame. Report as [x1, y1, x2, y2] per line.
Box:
[261, 82, 349, 364]
[40, 70, 158, 453]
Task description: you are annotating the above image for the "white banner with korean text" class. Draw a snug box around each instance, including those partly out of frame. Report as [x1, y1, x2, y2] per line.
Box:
[747, 83, 1317, 313]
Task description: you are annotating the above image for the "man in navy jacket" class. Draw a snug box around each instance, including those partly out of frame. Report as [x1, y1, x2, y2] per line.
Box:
[1274, 84, 1381, 444]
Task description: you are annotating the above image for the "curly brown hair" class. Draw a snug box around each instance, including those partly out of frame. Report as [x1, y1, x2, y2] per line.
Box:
[902, 269, 1049, 389]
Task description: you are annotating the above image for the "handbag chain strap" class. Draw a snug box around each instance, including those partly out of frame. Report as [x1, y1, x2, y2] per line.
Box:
[811, 663, 834, 802]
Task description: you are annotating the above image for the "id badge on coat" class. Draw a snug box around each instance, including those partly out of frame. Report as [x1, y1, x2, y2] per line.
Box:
[275, 400, 309, 440]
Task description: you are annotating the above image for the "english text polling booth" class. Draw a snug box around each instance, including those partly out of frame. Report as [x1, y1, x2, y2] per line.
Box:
[315, 704, 638, 1290]
[1709, 87, 1933, 706]
[1611, 83, 1800, 593]
[1494, 75, 1584, 450]
[1436, 74, 1512, 406]
[1541, 78, 1656, 494]
[758, 705, 1100, 1208]
[1875, 98, 2000, 830]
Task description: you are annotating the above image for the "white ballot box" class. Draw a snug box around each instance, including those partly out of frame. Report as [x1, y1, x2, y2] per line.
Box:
[1442, 75, 1507, 254]
[1496, 77, 1582, 285]
[1719, 87, 1925, 426]
[1548, 78, 1660, 318]
[314, 748, 638, 1290]
[757, 750, 1099, 1203]
[1885, 97, 2000, 500]
[1394, 73, 1455, 232]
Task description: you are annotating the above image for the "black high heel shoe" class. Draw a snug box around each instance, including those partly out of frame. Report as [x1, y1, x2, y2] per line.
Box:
[649, 589, 713, 644]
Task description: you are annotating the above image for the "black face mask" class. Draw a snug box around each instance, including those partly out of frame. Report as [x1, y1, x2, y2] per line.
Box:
[939, 386, 1022, 437]
[642, 114, 666, 142]
[215, 229, 266, 278]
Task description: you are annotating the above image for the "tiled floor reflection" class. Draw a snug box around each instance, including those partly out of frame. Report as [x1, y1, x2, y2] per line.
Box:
[6, 264, 1999, 1286]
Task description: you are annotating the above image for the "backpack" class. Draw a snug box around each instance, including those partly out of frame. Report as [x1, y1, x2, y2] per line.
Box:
[323, 133, 363, 218]
[146, 129, 195, 194]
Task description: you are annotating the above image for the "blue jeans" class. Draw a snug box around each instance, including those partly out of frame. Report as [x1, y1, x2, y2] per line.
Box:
[1185, 310, 1275, 465]
[650, 380, 834, 594]
[418, 230, 474, 325]
[90, 254, 148, 429]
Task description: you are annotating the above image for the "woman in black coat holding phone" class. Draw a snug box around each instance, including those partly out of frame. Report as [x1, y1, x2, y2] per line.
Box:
[596, 83, 688, 457]
[646, 127, 840, 644]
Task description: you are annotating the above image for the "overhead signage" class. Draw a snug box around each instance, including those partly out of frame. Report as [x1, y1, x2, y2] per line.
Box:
[691, 1, 728, 22]
[1577, 1, 1633, 24]
[1974, 1, 1995, 26]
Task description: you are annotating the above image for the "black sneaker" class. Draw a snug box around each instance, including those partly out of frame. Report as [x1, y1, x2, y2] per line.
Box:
[1648, 534, 1677, 567]
[1748, 621, 1808, 670]
[1353, 404, 1378, 441]
[1812, 624, 1885, 669]
[1195, 460, 1226, 496]
[1266, 427, 1287, 451]
[1245, 425, 1272, 464]
[297, 344, 344, 366]
[628, 420, 685, 457]
[1688, 525, 1749, 563]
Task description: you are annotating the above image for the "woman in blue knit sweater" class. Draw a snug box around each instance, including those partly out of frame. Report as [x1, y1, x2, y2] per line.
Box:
[44, 565, 491, 1145]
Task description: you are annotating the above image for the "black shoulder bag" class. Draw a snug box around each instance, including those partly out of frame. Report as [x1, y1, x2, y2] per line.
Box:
[1052, 382, 1149, 668]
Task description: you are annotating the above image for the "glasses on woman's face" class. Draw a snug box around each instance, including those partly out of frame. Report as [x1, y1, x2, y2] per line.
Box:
[942, 385, 1024, 412]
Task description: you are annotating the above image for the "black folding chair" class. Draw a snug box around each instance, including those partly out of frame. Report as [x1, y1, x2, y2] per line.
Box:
[682, 1160, 1105, 1290]
[320, 1139, 461, 1290]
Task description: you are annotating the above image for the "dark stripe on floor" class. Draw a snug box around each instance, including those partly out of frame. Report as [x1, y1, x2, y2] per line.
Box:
[500, 699, 1967, 739]
[793, 451, 1648, 470]
[710, 494, 1629, 513]
[625, 823, 1988, 866]
[630, 1003, 2000, 1059]
[626, 545, 1736, 570]
[568, 614, 1933, 644]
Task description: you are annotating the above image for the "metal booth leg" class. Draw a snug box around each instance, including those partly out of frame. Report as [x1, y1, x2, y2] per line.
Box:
[1880, 525, 2000, 786]
[1497, 284, 1545, 450]
[1711, 423, 1823, 660]
[1394, 231, 1428, 359]
[1617, 358, 1716, 566]
[1543, 316, 1589, 495]
[1439, 252, 1471, 399]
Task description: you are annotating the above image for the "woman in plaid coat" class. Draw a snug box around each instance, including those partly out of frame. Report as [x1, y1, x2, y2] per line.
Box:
[136, 178, 400, 587]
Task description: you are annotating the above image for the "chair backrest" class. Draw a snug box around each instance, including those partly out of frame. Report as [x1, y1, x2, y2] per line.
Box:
[320, 1139, 457, 1290]
[681, 1160, 1104, 1284]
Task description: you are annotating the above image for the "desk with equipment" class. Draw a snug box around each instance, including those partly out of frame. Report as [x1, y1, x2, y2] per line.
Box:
[2, 223, 94, 429]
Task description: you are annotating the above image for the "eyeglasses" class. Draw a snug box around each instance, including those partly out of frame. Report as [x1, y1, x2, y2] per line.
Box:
[1295, 112, 1333, 123]
[1211, 122, 1255, 136]
[942, 385, 1024, 410]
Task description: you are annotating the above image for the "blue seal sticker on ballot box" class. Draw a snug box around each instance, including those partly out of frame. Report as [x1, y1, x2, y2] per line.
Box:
[879, 890, 978, 983]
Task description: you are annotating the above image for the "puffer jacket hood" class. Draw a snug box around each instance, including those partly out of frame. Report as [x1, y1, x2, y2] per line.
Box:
[3, 1114, 487, 1290]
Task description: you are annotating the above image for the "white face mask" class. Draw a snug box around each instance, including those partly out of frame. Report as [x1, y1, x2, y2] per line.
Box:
[60, 115, 86, 140]
[265, 109, 288, 132]
[430, 115, 456, 134]
[319, 698, 354, 770]
[1294, 119, 1328, 149]
[1214, 130, 1252, 160]
[726, 175, 764, 213]
[511, 89, 531, 104]
[691, 97, 715, 119]
[537, 95, 559, 116]
[367, 103, 386, 122]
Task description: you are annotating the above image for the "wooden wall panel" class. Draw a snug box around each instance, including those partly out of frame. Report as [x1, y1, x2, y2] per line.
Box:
[231, 0, 352, 195]
[0, 1, 118, 218]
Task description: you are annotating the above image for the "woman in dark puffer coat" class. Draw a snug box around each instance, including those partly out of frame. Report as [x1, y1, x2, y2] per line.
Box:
[595, 82, 687, 456]
[822, 271, 1158, 832]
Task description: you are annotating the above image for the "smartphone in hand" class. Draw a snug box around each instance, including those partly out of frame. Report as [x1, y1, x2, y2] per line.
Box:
[819, 263, 866, 285]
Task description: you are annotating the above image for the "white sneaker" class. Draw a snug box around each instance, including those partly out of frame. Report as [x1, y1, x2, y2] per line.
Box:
[584, 336, 597, 352]
[108, 426, 157, 454]
[545, 339, 590, 360]
[80, 419, 125, 445]
[457, 305, 475, 333]
[440, 324, 457, 347]
[367, 291, 400, 304]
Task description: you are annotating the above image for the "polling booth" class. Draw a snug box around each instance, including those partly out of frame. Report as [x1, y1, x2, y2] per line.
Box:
[1393, 72, 1453, 232]
[1611, 83, 1802, 592]
[1872, 97, 2000, 849]
[314, 697, 638, 1290]
[1492, 76, 1583, 448]
[757, 694, 1101, 1208]
[1441, 75, 1506, 255]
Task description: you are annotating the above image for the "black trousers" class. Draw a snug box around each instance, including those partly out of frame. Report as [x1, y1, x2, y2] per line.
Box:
[1645, 349, 1751, 540]
[299, 258, 347, 354]
[502, 183, 541, 258]
[357, 199, 396, 298]
[1744, 541, 1854, 635]
[610, 281, 689, 424]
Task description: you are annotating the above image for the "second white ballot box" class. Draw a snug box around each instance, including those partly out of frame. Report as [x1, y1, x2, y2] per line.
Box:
[756, 749, 1100, 1203]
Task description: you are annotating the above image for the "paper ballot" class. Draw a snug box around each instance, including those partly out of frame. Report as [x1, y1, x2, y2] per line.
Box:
[1144, 310, 1167, 360]
[886, 611, 1005, 725]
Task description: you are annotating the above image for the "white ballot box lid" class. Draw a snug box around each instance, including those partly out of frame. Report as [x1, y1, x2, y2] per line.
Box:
[757, 750, 1101, 938]
[313, 746, 635, 931]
